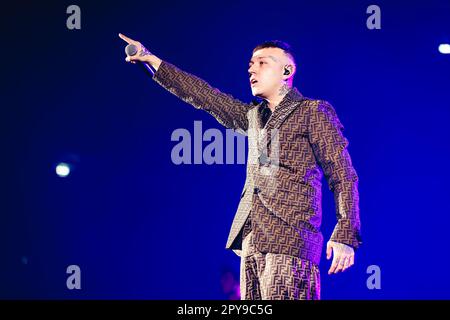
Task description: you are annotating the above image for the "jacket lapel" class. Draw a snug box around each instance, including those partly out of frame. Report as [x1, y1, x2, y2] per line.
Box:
[257, 88, 304, 154]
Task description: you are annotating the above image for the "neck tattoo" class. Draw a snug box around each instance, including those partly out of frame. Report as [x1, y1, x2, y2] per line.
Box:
[278, 83, 290, 96]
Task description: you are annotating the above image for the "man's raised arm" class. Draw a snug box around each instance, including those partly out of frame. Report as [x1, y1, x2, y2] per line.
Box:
[119, 33, 249, 133]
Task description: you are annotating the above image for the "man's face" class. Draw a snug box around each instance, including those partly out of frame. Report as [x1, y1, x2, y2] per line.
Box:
[248, 47, 291, 99]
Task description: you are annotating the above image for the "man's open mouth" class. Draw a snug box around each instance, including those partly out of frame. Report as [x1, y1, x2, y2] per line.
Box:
[250, 79, 258, 86]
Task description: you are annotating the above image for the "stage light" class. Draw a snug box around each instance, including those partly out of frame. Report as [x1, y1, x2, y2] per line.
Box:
[56, 162, 71, 177]
[438, 44, 450, 54]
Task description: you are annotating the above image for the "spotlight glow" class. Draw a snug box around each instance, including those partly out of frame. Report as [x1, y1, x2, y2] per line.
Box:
[438, 44, 450, 54]
[56, 163, 71, 177]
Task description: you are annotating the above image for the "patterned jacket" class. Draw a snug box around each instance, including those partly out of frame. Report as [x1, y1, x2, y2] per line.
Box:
[153, 61, 361, 265]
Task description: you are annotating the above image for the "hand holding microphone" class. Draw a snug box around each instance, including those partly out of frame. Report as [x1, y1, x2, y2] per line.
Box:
[119, 33, 162, 75]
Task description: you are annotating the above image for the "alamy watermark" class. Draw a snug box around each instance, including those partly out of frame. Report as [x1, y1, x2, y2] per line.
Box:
[66, 264, 81, 290]
[366, 5, 381, 30]
[66, 5, 81, 30]
[366, 264, 381, 290]
[170, 121, 279, 171]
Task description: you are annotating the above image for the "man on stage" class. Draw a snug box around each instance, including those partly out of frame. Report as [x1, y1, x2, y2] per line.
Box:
[119, 33, 362, 300]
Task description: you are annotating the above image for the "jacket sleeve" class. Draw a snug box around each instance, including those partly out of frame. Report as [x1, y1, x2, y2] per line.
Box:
[152, 60, 249, 133]
[308, 100, 362, 249]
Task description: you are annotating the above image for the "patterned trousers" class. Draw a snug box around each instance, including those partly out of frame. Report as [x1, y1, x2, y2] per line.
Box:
[240, 231, 321, 300]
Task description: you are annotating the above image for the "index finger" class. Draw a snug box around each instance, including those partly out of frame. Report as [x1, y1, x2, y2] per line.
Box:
[328, 255, 340, 275]
[118, 33, 136, 44]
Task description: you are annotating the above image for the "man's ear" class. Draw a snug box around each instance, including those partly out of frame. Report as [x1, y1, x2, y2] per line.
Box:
[283, 64, 295, 78]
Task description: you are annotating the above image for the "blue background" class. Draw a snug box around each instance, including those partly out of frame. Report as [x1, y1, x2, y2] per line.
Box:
[1, 0, 449, 299]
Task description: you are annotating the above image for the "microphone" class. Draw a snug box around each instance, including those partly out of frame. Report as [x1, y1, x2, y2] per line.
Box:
[125, 44, 156, 76]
